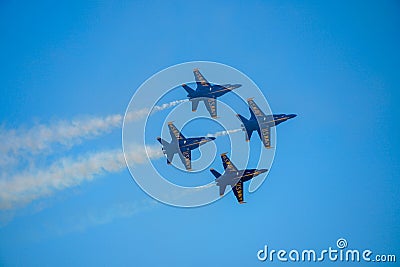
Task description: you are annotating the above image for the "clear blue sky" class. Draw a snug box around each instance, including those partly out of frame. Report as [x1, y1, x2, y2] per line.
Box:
[1, 1, 399, 266]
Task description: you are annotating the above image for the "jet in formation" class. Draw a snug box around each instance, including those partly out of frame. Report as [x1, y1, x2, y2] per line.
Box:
[210, 153, 268, 204]
[182, 68, 241, 118]
[157, 122, 216, 171]
[237, 98, 297, 148]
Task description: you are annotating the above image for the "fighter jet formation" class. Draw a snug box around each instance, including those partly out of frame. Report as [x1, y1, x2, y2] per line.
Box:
[157, 68, 296, 204]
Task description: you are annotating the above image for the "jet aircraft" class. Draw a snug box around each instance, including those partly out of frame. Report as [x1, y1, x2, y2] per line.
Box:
[182, 68, 241, 118]
[210, 153, 268, 204]
[236, 98, 297, 148]
[157, 122, 216, 171]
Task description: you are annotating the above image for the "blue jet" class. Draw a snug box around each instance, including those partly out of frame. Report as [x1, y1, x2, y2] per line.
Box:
[157, 122, 216, 171]
[210, 153, 268, 204]
[236, 98, 297, 148]
[182, 68, 241, 118]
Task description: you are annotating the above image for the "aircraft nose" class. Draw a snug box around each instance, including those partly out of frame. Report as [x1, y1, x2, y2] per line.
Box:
[288, 114, 297, 119]
[207, 137, 216, 141]
[258, 169, 268, 174]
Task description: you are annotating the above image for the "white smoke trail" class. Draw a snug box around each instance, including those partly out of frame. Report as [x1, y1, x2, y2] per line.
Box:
[125, 99, 187, 122]
[0, 99, 188, 211]
[150, 99, 188, 114]
[0, 114, 122, 155]
[0, 99, 186, 164]
[206, 128, 242, 138]
[53, 199, 158, 235]
[0, 145, 163, 210]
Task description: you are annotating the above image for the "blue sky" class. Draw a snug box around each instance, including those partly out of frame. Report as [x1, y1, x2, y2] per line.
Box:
[1, 1, 399, 266]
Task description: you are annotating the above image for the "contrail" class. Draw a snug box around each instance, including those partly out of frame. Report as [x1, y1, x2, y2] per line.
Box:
[52, 199, 158, 235]
[194, 182, 216, 190]
[0, 99, 187, 211]
[0, 145, 163, 210]
[206, 128, 242, 138]
[125, 99, 187, 122]
[0, 114, 122, 155]
[0, 99, 187, 162]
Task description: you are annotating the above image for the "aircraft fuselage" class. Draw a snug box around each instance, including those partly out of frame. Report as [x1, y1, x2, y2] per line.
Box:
[169, 137, 215, 154]
[215, 168, 268, 188]
[187, 84, 241, 99]
[246, 114, 297, 132]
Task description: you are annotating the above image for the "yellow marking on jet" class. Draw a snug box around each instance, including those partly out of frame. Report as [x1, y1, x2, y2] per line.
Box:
[233, 173, 254, 179]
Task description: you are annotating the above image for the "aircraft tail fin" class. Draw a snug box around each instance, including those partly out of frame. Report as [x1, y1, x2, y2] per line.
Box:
[182, 84, 195, 97]
[249, 107, 256, 120]
[236, 114, 253, 141]
[210, 168, 222, 179]
[157, 137, 174, 164]
[157, 137, 170, 147]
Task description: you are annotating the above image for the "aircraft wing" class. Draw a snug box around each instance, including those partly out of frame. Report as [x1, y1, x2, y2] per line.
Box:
[257, 126, 271, 148]
[232, 180, 245, 203]
[220, 153, 238, 172]
[204, 98, 217, 118]
[168, 122, 186, 141]
[178, 150, 192, 170]
[193, 68, 211, 87]
[248, 99, 267, 120]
